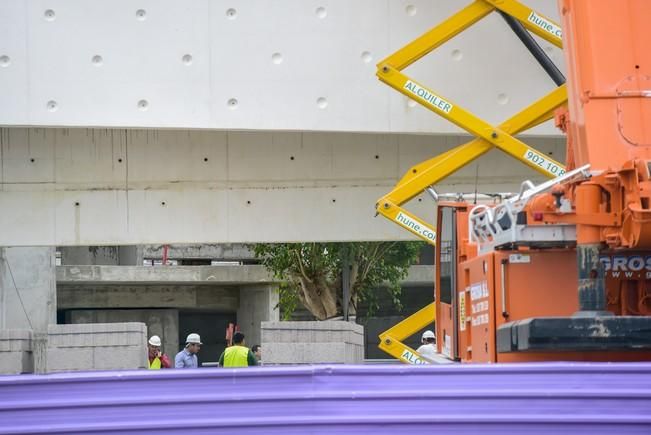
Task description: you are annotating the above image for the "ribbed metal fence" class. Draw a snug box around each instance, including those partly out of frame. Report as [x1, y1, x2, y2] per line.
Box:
[1, 363, 650, 434]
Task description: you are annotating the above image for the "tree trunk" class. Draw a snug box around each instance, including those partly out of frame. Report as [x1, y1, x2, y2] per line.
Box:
[296, 275, 338, 320]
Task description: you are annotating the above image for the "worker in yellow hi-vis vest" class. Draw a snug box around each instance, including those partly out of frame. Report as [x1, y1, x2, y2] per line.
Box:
[147, 335, 171, 369]
[219, 332, 258, 367]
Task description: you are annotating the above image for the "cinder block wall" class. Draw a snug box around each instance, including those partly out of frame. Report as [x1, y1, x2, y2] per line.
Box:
[262, 321, 364, 364]
[0, 330, 33, 374]
[45, 323, 147, 372]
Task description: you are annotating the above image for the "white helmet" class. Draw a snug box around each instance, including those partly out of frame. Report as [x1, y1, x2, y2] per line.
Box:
[148, 335, 162, 347]
[186, 333, 202, 345]
[422, 330, 435, 340]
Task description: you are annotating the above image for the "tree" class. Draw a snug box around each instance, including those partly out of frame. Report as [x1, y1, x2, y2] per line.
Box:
[253, 242, 424, 320]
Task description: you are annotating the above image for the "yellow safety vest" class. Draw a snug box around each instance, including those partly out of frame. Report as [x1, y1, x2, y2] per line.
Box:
[223, 345, 250, 367]
[148, 357, 161, 370]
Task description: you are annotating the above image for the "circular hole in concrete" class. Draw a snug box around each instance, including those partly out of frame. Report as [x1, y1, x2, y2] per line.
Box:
[361, 51, 372, 63]
[136, 9, 146, 20]
[227, 98, 238, 109]
[406, 5, 417, 16]
[0, 55, 11, 67]
[497, 93, 509, 105]
[44, 9, 56, 21]
[182, 54, 193, 65]
[46, 100, 58, 112]
[92, 55, 103, 66]
[317, 97, 328, 109]
[316, 7, 327, 19]
[137, 99, 149, 111]
[271, 53, 283, 65]
[451, 49, 463, 61]
[226, 8, 237, 19]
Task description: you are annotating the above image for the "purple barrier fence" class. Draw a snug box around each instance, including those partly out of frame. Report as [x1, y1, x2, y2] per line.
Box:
[1, 363, 650, 434]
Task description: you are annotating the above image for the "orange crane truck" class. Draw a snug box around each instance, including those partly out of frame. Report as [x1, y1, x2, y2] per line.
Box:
[377, 0, 651, 363]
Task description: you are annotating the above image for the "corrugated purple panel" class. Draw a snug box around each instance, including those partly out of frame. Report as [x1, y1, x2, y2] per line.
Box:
[1, 363, 651, 434]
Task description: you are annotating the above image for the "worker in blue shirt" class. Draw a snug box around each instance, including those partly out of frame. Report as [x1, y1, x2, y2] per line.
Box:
[175, 333, 202, 368]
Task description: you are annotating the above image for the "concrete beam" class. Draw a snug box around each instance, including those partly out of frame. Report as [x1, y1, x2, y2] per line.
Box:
[56, 265, 273, 285]
[57, 285, 239, 311]
[56, 264, 434, 286]
[0, 129, 565, 246]
[141, 244, 254, 261]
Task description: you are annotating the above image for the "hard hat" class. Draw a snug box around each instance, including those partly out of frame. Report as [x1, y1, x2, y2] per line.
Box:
[186, 333, 202, 344]
[148, 335, 162, 347]
[422, 330, 435, 340]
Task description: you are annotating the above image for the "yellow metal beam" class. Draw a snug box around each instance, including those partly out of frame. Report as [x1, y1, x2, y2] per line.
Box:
[376, 85, 567, 246]
[377, 68, 566, 178]
[378, 302, 437, 364]
[382, 85, 567, 207]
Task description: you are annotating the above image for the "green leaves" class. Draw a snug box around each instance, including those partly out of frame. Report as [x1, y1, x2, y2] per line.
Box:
[253, 241, 424, 319]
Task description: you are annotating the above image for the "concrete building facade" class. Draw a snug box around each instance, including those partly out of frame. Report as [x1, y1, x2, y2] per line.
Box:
[0, 1, 566, 369]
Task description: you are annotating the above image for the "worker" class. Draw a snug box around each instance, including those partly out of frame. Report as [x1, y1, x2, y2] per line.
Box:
[147, 335, 171, 369]
[416, 330, 452, 364]
[219, 332, 257, 367]
[251, 344, 262, 364]
[174, 333, 202, 368]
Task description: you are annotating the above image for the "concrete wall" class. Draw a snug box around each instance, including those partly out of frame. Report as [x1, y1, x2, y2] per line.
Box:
[45, 323, 147, 373]
[0, 1, 564, 133]
[262, 321, 364, 364]
[68, 310, 178, 361]
[238, 285, 279, 348]
[0, 247, 56, 332]
[0, 329, 33, 374]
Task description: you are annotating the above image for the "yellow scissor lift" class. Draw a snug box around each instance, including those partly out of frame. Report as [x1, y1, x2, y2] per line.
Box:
[376, 0, 568, 364]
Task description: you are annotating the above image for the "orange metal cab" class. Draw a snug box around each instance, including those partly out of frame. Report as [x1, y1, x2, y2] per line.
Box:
[435, 203, 651, 363]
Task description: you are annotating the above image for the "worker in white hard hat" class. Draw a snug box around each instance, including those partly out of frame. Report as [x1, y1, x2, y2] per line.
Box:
[416, 330, 453, 364]
[147, 335, 171, 369]
[174, 333, 202, 368]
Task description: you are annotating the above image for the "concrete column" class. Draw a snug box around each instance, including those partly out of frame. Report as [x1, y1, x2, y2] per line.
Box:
[237, 285, 279, 348]
[0, 247, 56, 332]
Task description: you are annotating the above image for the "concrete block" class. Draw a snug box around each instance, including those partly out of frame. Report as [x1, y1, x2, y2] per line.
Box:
[0, 351, 33, 374]
[45, 322, 147, 372]
[262, 321, 364, 364]
[0, 329, 32, 352]
[0, 329, 34, 374]
[47, 347, 94, 372]
[94, 346, 147, 370]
